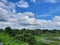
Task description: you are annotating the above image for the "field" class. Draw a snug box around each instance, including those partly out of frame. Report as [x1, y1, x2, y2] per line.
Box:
[0, 27, 60, 45]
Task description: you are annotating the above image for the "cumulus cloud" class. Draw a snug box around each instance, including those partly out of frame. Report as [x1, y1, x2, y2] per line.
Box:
[0, 0, 60, 29]
[0, 0, 7, 4]
[0, 8, 8, 21]
[0, 0, 35, 29]
[35, 16, 60, 29]
[16, 0, 29, 8]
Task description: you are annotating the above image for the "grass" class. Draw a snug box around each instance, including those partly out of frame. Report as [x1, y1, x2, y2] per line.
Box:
[0, 32, 60, 45]
[0, 32, 27, 45]
[34, 33, 60, 45]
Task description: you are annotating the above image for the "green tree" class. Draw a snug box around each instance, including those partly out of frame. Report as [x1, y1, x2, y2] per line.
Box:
[5, 27, 12, 33]
[5, 27, 15, 36]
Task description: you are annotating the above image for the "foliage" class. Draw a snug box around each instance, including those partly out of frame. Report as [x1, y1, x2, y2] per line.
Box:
[0, 27, 60, 45]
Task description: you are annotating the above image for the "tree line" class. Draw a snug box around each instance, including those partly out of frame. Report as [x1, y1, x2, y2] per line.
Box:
[0, 27, 60, 45]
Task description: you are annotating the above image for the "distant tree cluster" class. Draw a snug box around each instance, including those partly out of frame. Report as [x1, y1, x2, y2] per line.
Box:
[0, 27, 60, 45]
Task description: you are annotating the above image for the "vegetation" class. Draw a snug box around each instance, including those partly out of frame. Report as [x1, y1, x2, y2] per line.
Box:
[0, 27, 60, 45]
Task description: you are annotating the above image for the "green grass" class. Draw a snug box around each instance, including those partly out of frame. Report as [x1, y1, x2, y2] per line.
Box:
[34, 33, 60, 45]
[0, 32, 60, 45]
[0, 32, 27, 45]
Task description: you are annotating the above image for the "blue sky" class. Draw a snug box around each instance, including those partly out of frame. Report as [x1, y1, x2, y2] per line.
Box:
[8, 0, 60, 20]
[0, 0, 60, 29]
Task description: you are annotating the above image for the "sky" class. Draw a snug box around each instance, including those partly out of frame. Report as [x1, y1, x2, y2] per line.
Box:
[0, 0, 60, 29]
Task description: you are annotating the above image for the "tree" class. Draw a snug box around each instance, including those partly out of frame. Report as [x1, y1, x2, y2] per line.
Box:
[29, 36, 36, 45]
[5, 27, 15, 36]
[5, 27, 12, 33]
[0, 29, 3, 32]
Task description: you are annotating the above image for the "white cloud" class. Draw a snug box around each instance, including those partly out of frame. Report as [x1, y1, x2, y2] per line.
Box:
[36, 14, 52, 18]
[0, 2, 35, 29]
[35, 16, 60, 29]
[0, 0, 16, 13]
[0, 0, 60, 29]
[0, 0, 7, 4]
[31, 0, 36, 3]
[31, 0, 60, 4]
[16, 0, 29, 8]
[0, 6, 60, 29]
[0, 2, 6, 7]
[53, 16, 60, 21]
[44, 0, 60, 3]
[0, 7, 8, 21]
